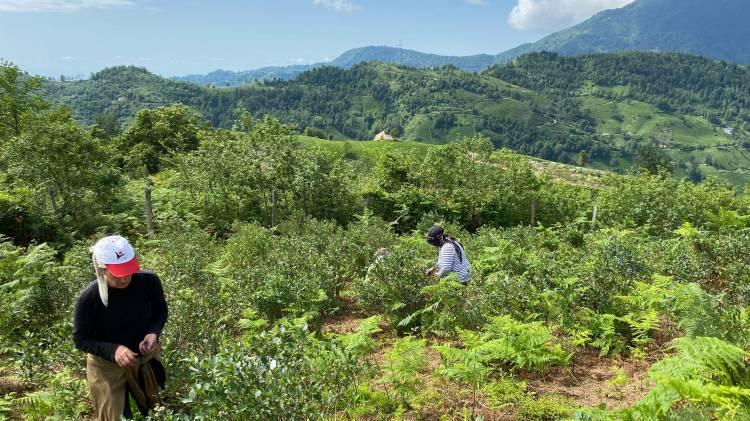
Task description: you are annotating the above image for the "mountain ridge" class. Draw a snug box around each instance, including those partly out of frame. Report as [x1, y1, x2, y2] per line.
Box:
[174, 0, 750, 87]
[172, 46, 501, 86]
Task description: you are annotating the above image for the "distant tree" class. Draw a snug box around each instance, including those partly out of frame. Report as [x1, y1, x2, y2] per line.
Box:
[92, 112, 119, 138]
[688, 163, 704, 184]
[577, 150, 588, 167]
[119, 104, 203, 174]
[304, 126, 327, 139]
[636, 143, 672, 175]
[390, 127, 400, 139]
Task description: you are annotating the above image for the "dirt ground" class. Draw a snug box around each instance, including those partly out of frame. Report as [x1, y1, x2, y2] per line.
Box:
[321, 304, 670, 420]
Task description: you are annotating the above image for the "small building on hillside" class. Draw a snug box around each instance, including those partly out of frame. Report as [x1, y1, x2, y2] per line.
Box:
[374, 130, 394, 141]
[723, 127, 735, 136]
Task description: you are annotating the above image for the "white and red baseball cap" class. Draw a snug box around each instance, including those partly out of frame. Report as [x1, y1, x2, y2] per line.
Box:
[92, 235, 141, 277]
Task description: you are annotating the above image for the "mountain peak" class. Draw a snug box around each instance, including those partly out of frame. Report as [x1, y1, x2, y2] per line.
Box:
[498, 0, 750, 64]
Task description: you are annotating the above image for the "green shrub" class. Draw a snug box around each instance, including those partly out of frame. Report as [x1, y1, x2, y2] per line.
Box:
[483, 377, 527, 410]
[579, 230, 648, 313]
[403, 277, 484, 336]
[212, 222, 338, 322]
[516, 393, 576, 421]
[179, 319, 360, 420]
[354, 242, 433, 328]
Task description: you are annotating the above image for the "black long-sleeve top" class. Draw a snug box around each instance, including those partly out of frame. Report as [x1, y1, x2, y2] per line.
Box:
[73, 271, 168, 362]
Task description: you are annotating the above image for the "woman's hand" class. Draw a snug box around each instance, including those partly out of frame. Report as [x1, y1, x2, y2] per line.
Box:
[139, 333, 158, 355]
[115, 345, 138, 367]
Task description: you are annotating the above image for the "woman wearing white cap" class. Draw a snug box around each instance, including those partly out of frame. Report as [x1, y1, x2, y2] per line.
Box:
[73, 235, 168, 420]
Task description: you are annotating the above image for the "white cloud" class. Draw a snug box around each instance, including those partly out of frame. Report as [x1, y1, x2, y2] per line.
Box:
[61, 55, 75, 60]
[464, 0, 488, 5]
[312, 0, 358, 13]
[0, 0, 134, 12]
[508, 0, 635, 32]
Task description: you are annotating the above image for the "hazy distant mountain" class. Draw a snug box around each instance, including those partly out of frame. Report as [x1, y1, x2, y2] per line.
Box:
[329, 46, 495, 71]
[172, 64, 322, 87]
[173, 46, 498, 86]
[496, 0, 750, 64]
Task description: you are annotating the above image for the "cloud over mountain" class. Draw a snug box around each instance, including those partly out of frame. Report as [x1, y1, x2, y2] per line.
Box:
[508, 0, 635, 32]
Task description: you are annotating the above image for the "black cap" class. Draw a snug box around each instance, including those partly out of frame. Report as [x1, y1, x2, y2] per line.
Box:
[428, 225, 444, 237]
[426, 225, 444, 246]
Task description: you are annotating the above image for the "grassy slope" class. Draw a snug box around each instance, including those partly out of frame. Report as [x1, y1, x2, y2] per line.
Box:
[298, 136, 609, 189]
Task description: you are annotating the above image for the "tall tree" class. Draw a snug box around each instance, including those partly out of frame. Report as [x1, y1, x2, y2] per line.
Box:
[0, 61, 45, 139]
[2, 107, 119, 230]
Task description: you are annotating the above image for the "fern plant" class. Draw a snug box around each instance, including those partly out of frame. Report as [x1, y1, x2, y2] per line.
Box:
[379, 336, 428, 409]
[478, 316, 572, 371]
[16, 368, 88, 421]
[579, 337, 750, 420]
[336, 315, 382, 358]
[433, 329, 489, 416]
[579, 275, 720, 357]
[0, 394, 12, 421]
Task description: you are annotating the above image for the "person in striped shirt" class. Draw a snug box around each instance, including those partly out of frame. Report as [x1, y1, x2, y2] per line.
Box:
[425, 225, 471, 284]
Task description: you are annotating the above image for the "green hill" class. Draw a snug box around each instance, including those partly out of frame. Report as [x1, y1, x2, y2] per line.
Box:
[45, 52, 750, 185]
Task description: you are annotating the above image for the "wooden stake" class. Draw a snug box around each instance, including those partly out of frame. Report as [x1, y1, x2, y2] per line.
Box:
[271, 189, 279, 227]
[144, 178, 155, 236]
[47, 185, 66, 232]
[592, 203, 599, 226]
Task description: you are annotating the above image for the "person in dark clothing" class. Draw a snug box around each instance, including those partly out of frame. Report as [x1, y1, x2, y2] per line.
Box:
[73, 235, 168, 420]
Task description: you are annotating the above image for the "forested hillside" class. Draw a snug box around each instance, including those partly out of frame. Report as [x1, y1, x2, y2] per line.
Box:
[3, 60, 750, 419]
[46, 52, 750, 185]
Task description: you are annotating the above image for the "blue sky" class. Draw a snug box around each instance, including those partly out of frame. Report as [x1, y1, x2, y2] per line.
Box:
[0, 0, 634, 77]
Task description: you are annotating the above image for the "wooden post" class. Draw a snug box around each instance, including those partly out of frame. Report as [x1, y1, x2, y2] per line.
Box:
[144, 178, 155, 236]
[530, 195, 537, 226]
[591, 203, 599, 227]
[271, 189, 279, 227]
[47, 185, 66, 232]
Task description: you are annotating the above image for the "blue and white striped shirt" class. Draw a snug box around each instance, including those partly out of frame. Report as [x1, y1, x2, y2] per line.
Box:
[436, 242, 471, 283]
